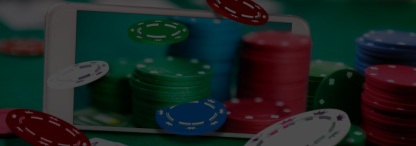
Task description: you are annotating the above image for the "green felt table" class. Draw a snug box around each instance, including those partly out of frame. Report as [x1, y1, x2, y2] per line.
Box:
[1, 1, 415, 145]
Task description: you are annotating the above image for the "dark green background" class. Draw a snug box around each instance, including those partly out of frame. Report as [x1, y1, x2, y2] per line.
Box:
[1, 0, 415, 145]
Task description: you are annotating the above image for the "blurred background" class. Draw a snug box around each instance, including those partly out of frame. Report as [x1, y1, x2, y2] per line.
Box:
[0, 0, 415, 145]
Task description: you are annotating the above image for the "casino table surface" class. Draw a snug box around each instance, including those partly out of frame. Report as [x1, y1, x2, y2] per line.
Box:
[1, 1, 416, 145]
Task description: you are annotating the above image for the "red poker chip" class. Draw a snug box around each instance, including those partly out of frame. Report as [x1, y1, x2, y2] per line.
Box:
[240, 50, 311, 64]
[365, 64, 416, 90]
[6, 109, 90, 146]
[206, 0, 269, 25]
[361, 122, 416, 144]
[362, 93, 416, 115]
[242, 31, 312, 50]
[361, 104, 416, 127]
[364, 91, 416, 111]
[364, 84, 416, 103]
[0, 108, 17, 138]
[223, 97, 293, 125]
[0, 39, 44, 56]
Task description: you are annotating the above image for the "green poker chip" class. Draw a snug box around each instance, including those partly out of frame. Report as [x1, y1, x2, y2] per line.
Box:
[128, 19, 189, 45]
[134, 56, 212, 81]
[313, 69, 364, 124]
[337, 125, 366, 146]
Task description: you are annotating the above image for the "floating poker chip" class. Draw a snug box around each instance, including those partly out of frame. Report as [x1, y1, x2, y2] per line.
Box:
[245, 109, 351, 146]
[362, 30, 416, 49]
[0, 108, 16, 138]
[47, 61, 109, 89]
[128, 19, 189, 45]
[6, 109, 91, 146]
[155, 98, 227, 136]
[206, 0, 269, 26]
[0, 39, 43, 56]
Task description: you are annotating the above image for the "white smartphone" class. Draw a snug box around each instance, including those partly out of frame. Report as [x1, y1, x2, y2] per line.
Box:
[43, 2, 310, 138]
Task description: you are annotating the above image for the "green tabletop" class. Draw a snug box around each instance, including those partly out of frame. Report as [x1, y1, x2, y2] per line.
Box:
[1, 0, 416, 145]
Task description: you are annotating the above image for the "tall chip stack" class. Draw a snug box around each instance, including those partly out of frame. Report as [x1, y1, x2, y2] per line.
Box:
[167, 17, 242, 102]
[354, 30, 416, 75]
[236, 31, 312, 114]
[129, 57, 212, 128]
[88, 59, 134, 114]
[361, 64, 416, 145]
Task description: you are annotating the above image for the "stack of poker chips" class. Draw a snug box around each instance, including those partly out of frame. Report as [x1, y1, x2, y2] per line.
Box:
[88, 59, 134, 114]
[236, 30, 312, 114]
[354, 30, 416, 75]
[167, 17, 242, 102]
[129, 57, 212, 128]
[361, 64, 416, 145]
[220, 97, 293, 134]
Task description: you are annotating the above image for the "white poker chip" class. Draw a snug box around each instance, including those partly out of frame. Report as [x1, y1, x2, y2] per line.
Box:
[47, 61, 109, 89]
[245, 109, 351, 146]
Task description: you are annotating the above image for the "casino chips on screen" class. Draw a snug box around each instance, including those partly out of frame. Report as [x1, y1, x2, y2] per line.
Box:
[167, 17, 242, 101]
[355, 30, 416, 74]
[361, 64, 416, 145]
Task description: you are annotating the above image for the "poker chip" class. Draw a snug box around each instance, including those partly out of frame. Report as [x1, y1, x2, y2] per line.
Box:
[220, 97, 293, 134]
[128, 19, 189, 45]
[130, 56, 212, 128]
[245, 109, 351, 146]
[361, 64, 416, 145]
[365, 64, 416, 91]
[47, 61, 109, 89]
[362, 30, 416, 49]
[354, 30, 416, 75]
[312, 69, 364, 124]
[155, 98, 227, 136]
[237, 30, 311, 114]
[0, 39, 43, 56]
[0, 108, 16, 138]
[6, 109, 90, 146]
[206, 0, 269, 25]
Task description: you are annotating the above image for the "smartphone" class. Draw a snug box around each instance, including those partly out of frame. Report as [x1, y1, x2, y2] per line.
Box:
[43, 2, 310, 138]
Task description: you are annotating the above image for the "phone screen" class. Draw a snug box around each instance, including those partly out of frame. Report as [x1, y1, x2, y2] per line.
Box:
[73, 10, 294, 136]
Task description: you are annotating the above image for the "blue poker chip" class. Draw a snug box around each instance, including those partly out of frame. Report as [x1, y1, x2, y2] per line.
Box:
[155, 98, 227, 136]
[356, 38, 416, 58]
[362, 30, 416, 49]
